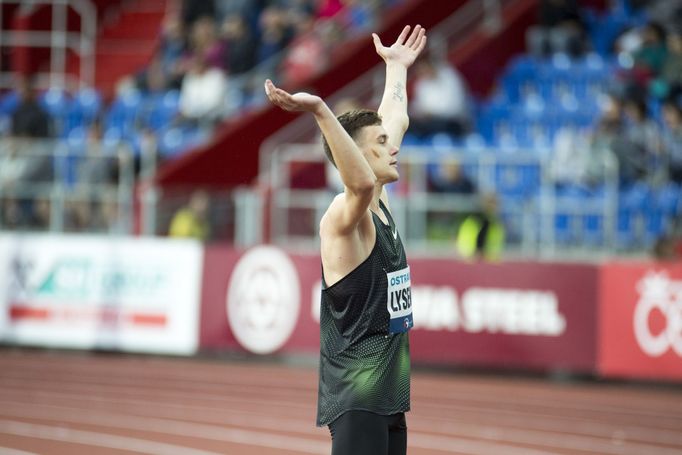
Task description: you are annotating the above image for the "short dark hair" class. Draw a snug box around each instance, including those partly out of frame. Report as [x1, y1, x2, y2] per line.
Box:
[322, 109, 382, 167]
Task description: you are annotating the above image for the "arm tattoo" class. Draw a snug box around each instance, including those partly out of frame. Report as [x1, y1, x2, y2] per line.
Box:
[392, 82, 404, 102]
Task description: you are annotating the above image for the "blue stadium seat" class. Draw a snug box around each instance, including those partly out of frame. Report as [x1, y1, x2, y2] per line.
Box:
[615, 208, 636, 248]
[656, 182, 681, 216]
[105, 90, 143, 136]
[40, 88, 70, 135]
[63, 89, 102, 134]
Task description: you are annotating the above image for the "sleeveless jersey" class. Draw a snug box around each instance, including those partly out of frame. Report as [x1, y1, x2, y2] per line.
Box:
[316, 200, 412, 426]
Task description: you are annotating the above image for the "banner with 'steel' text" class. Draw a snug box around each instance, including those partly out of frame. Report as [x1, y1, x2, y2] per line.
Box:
[201, 245, 599, 373]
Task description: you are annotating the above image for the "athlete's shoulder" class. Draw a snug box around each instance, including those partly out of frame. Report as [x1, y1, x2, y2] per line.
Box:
[320, 192, 372, 236]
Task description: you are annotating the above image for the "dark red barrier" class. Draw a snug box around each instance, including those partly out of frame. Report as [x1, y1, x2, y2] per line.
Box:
[599, 262, 682, 381]
[201, 246, 599, 374]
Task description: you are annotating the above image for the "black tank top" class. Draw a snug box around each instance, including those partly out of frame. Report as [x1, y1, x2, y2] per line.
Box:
[316, 200, 412, 426]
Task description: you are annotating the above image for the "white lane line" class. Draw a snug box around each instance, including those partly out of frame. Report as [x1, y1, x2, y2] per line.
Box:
[409, 418, 682, 455]
[409, 432, 559, 455]
[0, 448, 38, 455]
[3, 391, 681, 455]
[0, 420, 222, 455]
[0, 398, 321, 438]
[0, 405, 330, 455]
[0, 403, 555, 455]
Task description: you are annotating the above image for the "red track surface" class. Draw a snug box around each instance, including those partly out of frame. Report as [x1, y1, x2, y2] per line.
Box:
[0, 349, 681, 454]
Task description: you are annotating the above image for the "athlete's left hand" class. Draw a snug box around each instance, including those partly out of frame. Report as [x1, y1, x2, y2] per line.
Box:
[373, 24, 427, 68]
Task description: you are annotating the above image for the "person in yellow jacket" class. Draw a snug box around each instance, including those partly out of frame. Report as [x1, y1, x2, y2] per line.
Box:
[456, 192, 505, 261]
[169, 190, 210, 240]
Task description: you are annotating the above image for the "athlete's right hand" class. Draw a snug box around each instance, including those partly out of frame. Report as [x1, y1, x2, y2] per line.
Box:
[264, 79, 323, 114]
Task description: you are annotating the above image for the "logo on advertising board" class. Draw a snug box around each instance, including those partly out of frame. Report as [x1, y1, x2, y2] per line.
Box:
[0, 234, 202, 355]
[227, 246, 300, 354]
[634, 272, 682, 357]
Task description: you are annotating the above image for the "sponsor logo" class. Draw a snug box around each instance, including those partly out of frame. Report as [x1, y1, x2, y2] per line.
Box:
[311, 283, 566, 337]
[227, 246, 300, 354]
[634, 272, 682, 357]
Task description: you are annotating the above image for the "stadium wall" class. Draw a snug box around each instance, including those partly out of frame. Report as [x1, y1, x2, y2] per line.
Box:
[1, 236, 680, 382]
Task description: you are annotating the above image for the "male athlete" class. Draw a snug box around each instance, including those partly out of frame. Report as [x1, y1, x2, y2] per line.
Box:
[265, 24, 426, 455]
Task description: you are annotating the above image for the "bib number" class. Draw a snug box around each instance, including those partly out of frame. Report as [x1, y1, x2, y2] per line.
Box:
[386, 266, 413, 334]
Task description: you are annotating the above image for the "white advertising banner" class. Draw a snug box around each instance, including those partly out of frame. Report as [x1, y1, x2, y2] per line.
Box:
[0, 234, 203, 355]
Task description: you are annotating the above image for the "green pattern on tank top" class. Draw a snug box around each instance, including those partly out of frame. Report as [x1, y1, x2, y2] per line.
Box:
[316, 200, 411, 427]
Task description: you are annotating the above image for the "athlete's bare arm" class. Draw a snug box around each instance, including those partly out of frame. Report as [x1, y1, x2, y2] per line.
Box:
[264, 80, 376, 285]
[374, 25, 427, 207]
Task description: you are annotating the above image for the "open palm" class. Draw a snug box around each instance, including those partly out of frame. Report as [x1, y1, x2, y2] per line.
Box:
[264, 79, 322, 113]
[373, 25, 427, 68]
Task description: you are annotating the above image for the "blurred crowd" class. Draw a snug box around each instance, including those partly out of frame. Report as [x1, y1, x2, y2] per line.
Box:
[1, 0, 680, 258]
[123, 0, 398, 126]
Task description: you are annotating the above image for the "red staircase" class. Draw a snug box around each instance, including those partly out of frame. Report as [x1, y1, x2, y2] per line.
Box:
[67, 0, 167, 96]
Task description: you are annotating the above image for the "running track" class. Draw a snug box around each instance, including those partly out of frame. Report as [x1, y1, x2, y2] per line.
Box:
[0, 349, 680, 454]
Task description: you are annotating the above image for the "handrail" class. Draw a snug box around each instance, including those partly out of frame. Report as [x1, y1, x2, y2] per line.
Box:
[266, 142, 624, 257]
[0, 0, 96, 89]
[0, 138, 135, 233]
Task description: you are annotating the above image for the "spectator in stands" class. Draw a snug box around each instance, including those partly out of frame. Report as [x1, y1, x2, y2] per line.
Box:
[178, 54, 227, 127]
[186, 16, 226, 71]
[76, 122, 117, 189]
[181, 0, 215, 28]
[169, 190, 211, 240]
[0, 197, 25, 229]
[64, 199, 93, 232]
[280, 12, 328, 87]
[0, 138, 28, 192]
[7, 77, 53, 224]
[156, 14, 187, 90]
[427, 157, 477, 241]
[644, 1, 682, 40]
[623, 98, 665, 185]
[337, 0, 375, 33]
[549, 125, 591, 189]
[456, 193, 505, 261]
[408, 57, 470, 138]
[526, 0, 587, 58]
[429, 158, 476, 194]
[651, 31, 682, 100]
[256, 6, 294, 74]
[620, 22, 668, 100]
[633, 22, 668, 76]
[28, 197, 51, 231]
[135, 57, 171, 95]
[221, 14, 257, 76]
[661, 100, 682, 184]
[584, 93, 643, 187]
[215, 0, 258, 20]
[11, 76, 50, 138]
[316, 0, 344, 20]
[93, 199, 127, 234]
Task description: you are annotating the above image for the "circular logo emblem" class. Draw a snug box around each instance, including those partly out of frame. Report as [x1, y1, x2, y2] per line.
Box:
[227, 246, 300, 354]
[634, 272, 682, 357]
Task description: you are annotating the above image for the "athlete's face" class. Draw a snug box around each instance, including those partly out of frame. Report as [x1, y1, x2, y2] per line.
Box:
[358, 125, 399, 184]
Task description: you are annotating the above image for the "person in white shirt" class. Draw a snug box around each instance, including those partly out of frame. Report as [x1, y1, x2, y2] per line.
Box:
[179, 55, 227, 125]
[409, 56, 470, 138]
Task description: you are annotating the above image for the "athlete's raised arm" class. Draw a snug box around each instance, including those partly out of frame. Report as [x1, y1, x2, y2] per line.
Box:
[374, 25, 427, 149]
[264, 79, 375, 233]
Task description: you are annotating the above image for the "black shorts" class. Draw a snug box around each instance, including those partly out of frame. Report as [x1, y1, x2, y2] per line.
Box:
[328, 410, 407, 455]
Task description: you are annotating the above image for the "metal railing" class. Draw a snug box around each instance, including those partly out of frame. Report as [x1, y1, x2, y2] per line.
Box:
[0, 138, 134, 233]
[264, 142, 624, 259]
[0, 0, 96, 90]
